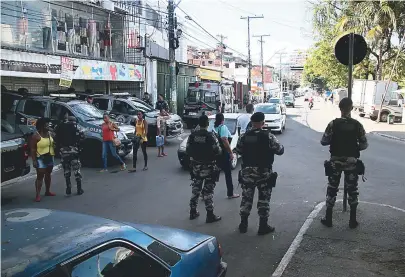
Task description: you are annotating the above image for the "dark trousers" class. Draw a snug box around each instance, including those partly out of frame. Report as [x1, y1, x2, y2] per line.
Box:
[222, 152, 234, 197]
[133, 141, 148, 168]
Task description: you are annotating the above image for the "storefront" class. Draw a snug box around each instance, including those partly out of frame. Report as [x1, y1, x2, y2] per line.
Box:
[1, 0, 125, 61]
[156, 59, 197, 115]
[196, 67, 222, 82]
[1, 49, 144, 95]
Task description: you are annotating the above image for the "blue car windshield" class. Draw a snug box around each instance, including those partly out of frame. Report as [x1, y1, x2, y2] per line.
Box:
[70, 103, 104, 121]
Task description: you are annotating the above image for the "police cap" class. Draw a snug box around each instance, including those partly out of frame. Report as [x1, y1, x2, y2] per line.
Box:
[250, 112, 265, 123]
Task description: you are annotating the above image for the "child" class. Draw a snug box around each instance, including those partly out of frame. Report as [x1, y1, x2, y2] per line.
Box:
[156, 109, 170, 157]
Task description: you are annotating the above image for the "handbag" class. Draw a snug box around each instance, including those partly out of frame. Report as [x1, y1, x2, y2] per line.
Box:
[39, 136, 53, 164]
[113, 132, 121, 147]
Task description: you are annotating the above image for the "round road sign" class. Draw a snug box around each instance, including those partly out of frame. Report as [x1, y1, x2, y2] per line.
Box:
[335, 34, 368, 66]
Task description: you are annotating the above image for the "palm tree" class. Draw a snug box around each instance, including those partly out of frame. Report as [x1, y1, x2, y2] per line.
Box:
[334, 0, 402, 80]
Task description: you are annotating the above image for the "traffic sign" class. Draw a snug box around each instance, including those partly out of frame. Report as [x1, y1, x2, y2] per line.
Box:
[335, 34, 367, 66]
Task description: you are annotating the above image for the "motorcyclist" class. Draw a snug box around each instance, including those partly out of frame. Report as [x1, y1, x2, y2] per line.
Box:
[309, 96, 314, 108]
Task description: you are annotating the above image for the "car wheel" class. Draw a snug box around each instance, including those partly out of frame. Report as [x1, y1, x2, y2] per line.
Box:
[231, 151, 238, 170]
[380, 112, 389, 122]
[80, 140, 102, 168]
[116, 115, 126, 123]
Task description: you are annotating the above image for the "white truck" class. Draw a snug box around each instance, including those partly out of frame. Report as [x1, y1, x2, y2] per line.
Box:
[352, 79, 402, 122]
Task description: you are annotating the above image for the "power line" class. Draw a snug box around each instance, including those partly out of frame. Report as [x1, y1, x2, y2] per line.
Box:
[175, 4, 247, 58]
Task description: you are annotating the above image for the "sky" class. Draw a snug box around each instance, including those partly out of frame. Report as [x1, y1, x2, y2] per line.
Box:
[176, 0, 315, 66]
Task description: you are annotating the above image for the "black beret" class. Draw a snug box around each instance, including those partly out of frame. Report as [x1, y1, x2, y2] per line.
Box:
[251, 112, 265, 123]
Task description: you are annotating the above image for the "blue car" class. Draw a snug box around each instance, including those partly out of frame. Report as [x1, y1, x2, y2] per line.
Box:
[2, 209, 227, 277]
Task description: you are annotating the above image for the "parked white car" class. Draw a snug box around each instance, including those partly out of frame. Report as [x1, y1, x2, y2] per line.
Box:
[254, 103, 286, 134]
[178, 113, 241, 169]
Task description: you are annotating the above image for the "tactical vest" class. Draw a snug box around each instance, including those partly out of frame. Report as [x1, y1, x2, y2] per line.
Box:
[57, 122, 80, 148]
[188, 129, 217, 163]
[330, 118, 360, 158]
[241, 129, 274, 168]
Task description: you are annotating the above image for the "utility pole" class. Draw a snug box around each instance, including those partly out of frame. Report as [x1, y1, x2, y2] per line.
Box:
[216, 34, 227, 71]
[277, 52, 286, 95]
[253, 34, 270, 101]
[240, 15, 264, 93]
[168, 0, 177, 113]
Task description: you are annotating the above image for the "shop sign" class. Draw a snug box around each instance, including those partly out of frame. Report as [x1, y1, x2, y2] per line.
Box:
[59, 57, 74, 88]
[196, 68, 222, 82]
[74, 61, 144, 81]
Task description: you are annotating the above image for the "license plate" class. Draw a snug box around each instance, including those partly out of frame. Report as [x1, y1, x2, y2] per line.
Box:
[189, 112, 197, 116]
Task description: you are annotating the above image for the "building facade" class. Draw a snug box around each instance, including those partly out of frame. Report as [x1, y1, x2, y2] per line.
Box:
[1, 0, 146, 95]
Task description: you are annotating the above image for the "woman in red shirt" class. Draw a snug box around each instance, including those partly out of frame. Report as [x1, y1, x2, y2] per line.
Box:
[100, 113, 126, 172]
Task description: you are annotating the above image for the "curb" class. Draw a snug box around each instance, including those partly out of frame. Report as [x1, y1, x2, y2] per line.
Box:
[1, 164, 62, 188]
[372, 132, 405, 142]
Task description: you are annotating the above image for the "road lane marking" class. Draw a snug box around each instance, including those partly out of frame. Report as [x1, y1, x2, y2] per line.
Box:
[271, 201, 325, 277]
[271, 199, 405, 277]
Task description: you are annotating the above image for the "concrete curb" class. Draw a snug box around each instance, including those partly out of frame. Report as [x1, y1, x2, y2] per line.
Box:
[1, 164, 62, 188]
[372, 132, 405, 142]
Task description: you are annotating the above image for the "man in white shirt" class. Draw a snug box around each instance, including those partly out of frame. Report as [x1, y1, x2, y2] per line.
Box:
[237, 103, 254, 135]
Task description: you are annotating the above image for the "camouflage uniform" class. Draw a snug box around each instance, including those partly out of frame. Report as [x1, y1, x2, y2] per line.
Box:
[60, 146, 82, 186]
[321, 119, 368, 209]
[186, 128, 222, 222]
[235, 130, 284, 220]
[56, 117, 84, 195]
[320, 117, 368, 228]
[189, 163, 220, 212]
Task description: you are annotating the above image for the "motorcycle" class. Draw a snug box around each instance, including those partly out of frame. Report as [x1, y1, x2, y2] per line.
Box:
[309, 101, 314, 110]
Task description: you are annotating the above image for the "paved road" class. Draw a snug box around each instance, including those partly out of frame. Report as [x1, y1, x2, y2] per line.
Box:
[2, 99, 404, 277]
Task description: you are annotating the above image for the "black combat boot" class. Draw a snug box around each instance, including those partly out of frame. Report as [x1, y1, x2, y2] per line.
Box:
[189, 208, 200, 220]
[66, 179, 72, 195]
[76, 180, 84, 195]
[206, 210, 221, 223]
[349, 206, 358, 229]
[257, 217, 275, 235]
[239, 216, 248, 233]
[321, 207, 333, 227]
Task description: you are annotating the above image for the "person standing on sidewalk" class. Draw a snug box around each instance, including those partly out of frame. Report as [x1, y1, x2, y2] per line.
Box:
[187, 115, 222, 223]
[100, 113, 126, 172]
[130, 111, 148, 172]
[30, 118, 56, 202]
[213, 113, 240, 199]
[55, 115, 84, 196]
[320, 97, 368, 229]
[235, 112, 284, 235]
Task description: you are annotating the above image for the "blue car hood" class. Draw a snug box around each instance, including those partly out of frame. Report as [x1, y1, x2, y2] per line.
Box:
[127, 223, 212, 252]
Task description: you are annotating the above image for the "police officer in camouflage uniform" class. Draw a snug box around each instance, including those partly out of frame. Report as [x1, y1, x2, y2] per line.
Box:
[235, 112, 284, 235]
[55, 116, 84, 195]
[320, 97, 368, 228]
[187, 115, 222, 223]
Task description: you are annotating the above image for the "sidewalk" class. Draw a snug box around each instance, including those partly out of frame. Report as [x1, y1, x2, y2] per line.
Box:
[302, 99, 405, 142]
[279, 201, 405, 277]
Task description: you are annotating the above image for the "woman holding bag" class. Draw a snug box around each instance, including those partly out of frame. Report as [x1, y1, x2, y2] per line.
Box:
[100, 113, 126, 172]
[129, 111, 148, 172]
